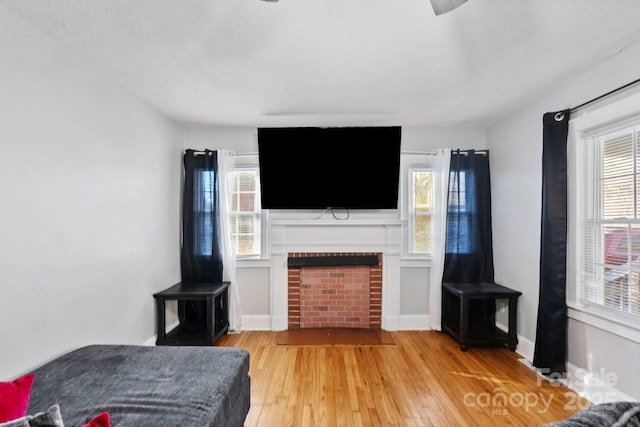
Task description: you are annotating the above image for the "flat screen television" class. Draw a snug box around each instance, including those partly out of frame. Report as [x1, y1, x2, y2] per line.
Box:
[257, 126, 401, 210]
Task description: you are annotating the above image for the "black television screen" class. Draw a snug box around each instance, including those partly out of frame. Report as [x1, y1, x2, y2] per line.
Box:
[257, 126, 401, 210]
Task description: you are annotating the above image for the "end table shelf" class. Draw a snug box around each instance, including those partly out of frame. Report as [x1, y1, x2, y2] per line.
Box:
[153, 282, 230, 346]
[441, 282, 522, 352]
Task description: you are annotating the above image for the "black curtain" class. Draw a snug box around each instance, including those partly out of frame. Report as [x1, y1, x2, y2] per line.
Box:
[533, 110, 570, 376]
[180, 149, 223, 329]
[443, 150, 495, 284]
[442, 150, 495, 327]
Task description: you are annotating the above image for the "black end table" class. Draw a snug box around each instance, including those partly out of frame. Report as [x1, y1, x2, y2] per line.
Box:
[153, 282, 230, 346]
[441, 282, 522, 352]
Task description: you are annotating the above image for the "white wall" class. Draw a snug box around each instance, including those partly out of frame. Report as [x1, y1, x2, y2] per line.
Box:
[18, 0, 639, 392]
[181, 126, 486, 329]
[488, 39, 640, 400]
[0, 6, 182, 379]
[11, 0, 639, 398]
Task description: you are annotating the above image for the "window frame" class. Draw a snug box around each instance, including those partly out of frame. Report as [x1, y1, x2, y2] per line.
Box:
[569, 91, 640, 343]
[231, 154, 269, 261]
[230, 166, 261, 258]
[577, 124, 640, 320]
[400, 153, 441, 261]
[408, 166, 435, 256]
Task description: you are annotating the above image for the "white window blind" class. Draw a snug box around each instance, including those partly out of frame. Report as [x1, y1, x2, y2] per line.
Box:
[230, 168, 261, 257]
[409, 167, 435, 254]
[578, 122, 640, 318]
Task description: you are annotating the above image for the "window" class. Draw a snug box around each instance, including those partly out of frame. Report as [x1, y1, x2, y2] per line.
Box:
[230, 167, 261, 257]
[578, 121, 640, 319]
[446, 170, 474, 254]
[194, 169, 215, 256]
[409, 167, 435, 254]
[401, 152, 449, 261]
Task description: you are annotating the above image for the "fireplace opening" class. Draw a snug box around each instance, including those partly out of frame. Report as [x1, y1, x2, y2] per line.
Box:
[287, 253, 382, 329]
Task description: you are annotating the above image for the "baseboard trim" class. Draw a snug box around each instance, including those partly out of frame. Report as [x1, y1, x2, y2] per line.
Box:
[142, 320, 180, 346]
[495, 321, 535, 361]
[142, 336, 156, 346]
[241, 315, 273, 331]
[398, 315, 431, 330]
[238, 315, 434, 331]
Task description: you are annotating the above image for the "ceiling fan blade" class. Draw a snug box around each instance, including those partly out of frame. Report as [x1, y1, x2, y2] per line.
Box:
[430, 0, 468, 15]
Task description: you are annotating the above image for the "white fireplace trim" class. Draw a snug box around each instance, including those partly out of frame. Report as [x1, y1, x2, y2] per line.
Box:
[268, 219, 403, 331]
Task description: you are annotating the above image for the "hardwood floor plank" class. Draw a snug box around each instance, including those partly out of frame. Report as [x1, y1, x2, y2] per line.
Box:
[217, 330, 583, 426]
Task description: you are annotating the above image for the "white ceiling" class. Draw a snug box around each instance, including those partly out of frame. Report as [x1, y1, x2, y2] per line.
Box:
[4, 0, 640, 128]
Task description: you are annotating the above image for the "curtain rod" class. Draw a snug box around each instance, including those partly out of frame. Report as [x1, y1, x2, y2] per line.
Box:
[186, 149, 214, 156]
[402, 150, 436, 155]
[571, 77, 640, 113]
[453, 149, 489, 155]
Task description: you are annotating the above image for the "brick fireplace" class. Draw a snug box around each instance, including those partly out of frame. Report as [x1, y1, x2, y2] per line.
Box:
[287, 252, 382, 329]
[268, 219, 401, 331]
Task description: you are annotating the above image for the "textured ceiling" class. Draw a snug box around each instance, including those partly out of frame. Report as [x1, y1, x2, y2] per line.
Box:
[3, 0, 640, 128]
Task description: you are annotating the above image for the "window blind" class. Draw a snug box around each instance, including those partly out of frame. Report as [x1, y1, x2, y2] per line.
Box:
[230, 169, 261, 257]
[578, 123, 640, 317]
[410, 168, 435, 254]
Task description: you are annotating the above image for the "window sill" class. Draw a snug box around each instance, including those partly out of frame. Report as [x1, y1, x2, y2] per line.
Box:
[567, 303, 640, 344]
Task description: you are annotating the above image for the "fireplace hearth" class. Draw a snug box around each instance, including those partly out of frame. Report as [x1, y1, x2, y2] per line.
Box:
[287, 252, 382, 330]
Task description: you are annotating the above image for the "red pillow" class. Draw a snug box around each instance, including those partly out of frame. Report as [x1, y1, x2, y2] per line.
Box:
[81, 412, 110, 427]
[0, 373, 35, 423]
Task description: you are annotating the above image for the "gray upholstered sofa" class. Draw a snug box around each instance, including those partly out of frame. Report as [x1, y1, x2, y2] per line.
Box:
[542, 401, 640, 426]
[26, 345, 250, 427]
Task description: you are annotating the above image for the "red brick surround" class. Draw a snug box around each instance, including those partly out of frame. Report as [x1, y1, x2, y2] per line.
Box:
[288, 252, 382, 329]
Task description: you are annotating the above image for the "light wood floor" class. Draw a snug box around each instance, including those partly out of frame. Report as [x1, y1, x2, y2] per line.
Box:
[217, 330, 587, 427]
